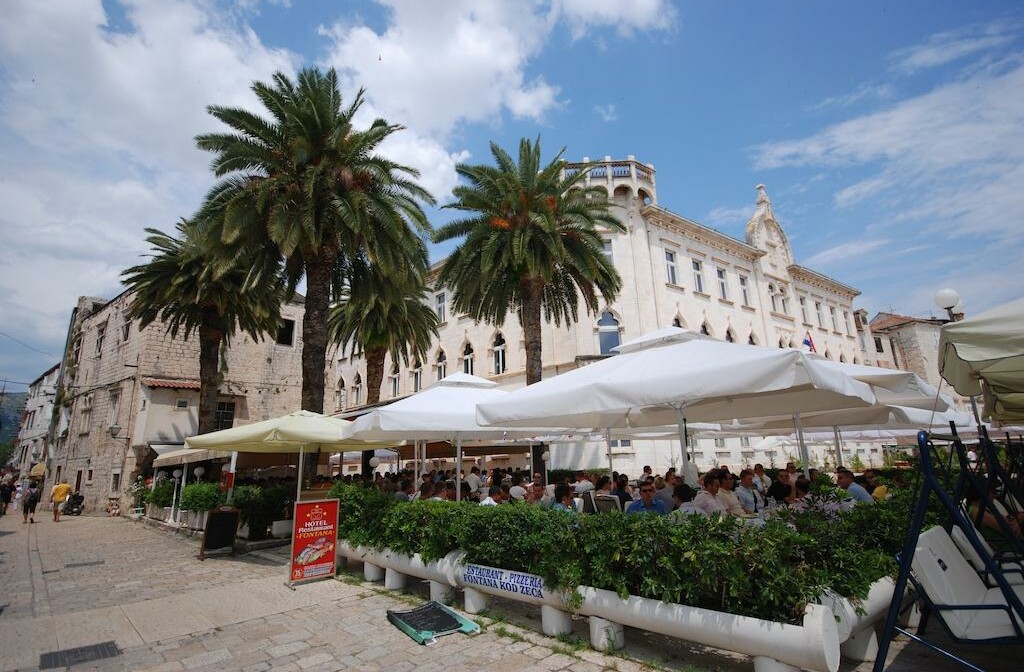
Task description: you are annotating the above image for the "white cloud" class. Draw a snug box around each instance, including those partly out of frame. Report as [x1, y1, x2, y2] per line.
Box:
[833, 176, 889, 208]
[557, 0, 676, 39]
[803, 240, 890, 268]
[809, 83, 893, 111]
[593, 104, 617, 122]
[703, 205, 751, 230]
[889, 23, 1017, 74]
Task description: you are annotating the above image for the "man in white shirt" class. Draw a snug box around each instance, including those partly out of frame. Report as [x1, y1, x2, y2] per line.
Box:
[713, 470, 747, 516]
[752, 463, 771, 494]
[479, 486, 502, 506]
[509, 474, 528, 502]
[573, 471, 595, 495]
[693, 474, 727, 515]
[465, 466, 482, 498]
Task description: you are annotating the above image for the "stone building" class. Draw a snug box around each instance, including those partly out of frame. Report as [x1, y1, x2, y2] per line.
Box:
[14, 363, 60, 478]
[48, 292, 306, 513]
[333, 157, 882, 473]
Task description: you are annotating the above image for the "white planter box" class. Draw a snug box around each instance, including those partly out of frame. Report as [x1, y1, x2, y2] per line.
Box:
[238, 522, 251, 539]
[185, 510, 209, 530]
[271, 519, 293, 538]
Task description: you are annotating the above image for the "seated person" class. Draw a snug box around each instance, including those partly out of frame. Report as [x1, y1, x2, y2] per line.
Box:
[862, 469, 889, 501]
[552, 483, 576, 512]
[693, 475, 727, 516]
[479, 486, 502, 506]
[611, 475, 634, 508]
[508, 474, 528, 502]
[735, 469, 765, 515]
[766, 470, 796, 505]
[668, 483, 704, 521]
[965, 481, 1023, 538]
[713, 470, 747, 516]
[627, 482, 669, 515]
[835, 469, 874, 504]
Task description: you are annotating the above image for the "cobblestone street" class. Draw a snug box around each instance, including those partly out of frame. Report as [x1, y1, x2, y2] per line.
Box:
[0, 512, 1015, 671]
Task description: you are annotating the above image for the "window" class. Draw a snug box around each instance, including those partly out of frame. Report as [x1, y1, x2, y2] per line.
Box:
[701, 323, 710, 336]
[597, 311, 620, 354]
[175, 399, 189, 410]
[780, 287, 789, 314]
[717, 268, 728, 299]
[351, 374, 362, 406]
[110, 470, 121, 494]
[602, 239, 613, 262]
[492, 334, 507, 374]
[462, 343, 475, 375]
[86, 469, 94, 484]
[672, 316, 682, 327]
[843, 311, 852, 335]
[739, 275, 750, 306]
[108, 390, 120, 426]
[436, 351, 447, 381]
[412, 361, 422, 392]
[714, 437, 726, 448]
[799, 296, 809, 323]
[691, 260, 704, 293]
[665, 250, 677, 285]
[71, 336, 82, 365]
[95, 323, 106, 355]
[725, 329, 735, 343]
[608, 439, 632, 448]
[874, 337, 884, 353]
[276, 319, 295, 346]
[389, 363, 400, 398]
[815, 301, 825, 326]
[748, 334, 756, 345]
[435, 292, 447, 322]
[769, 284, 778, 312]
[120, 320, 131, 343]
[335, 378, 346, 409]
[214, 402, 235, 430]
[740, 436, 751, 448]
[830, 306, 839, 331]
[79, 395, 93, 434]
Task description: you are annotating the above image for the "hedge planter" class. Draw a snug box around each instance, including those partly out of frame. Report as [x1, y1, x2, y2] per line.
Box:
[271, 519, 292, 538]
[338, 542, 893, 672]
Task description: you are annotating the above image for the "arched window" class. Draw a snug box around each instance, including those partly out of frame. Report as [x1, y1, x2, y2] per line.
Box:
[411, 359, 422, 392]
[462, 343, 474, 375]
[436, 351, 447, 381]
[598, 311, 621, 354]
[725, 329, 735, 343]
[492, 333, 506, 374]
[700, 322, 710, 336]
[389, 363, 400, 398]
[768, 283, 779, 312]
[672, 316, 682, 328]
[351, 374, 362, 407]
[748, 334, 756, 346]
[335, 377, 346, 410]
[778, 338, 786, 349]
[839, 354, 847, 363]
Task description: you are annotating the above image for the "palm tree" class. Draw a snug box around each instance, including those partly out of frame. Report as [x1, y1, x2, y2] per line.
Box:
[328, 252, 439, 405]
[434, 137, 625, 385]
[196, 67, 433, 413]
[122, 219, 283, 434]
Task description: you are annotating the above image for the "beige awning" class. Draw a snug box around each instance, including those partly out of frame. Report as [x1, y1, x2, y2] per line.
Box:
[29, 463, 46, 478]
[152, 448, 224, 467]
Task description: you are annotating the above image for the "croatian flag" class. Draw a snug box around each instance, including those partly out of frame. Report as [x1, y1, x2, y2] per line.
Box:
[802, 331, 817, 353]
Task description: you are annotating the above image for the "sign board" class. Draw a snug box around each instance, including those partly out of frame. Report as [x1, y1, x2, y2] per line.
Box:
[461, 564, 546, 599]
[288, 499, 339, 585]
[198, 506, 239, 560]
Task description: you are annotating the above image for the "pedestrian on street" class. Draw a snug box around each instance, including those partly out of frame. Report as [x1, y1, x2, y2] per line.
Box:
[0, 478, 13, 516]
[50, 478, 72, 522]
[22, 481, 41, 524]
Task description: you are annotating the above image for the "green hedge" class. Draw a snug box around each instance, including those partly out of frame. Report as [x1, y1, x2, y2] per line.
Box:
[234, 485, 291, 541]
[330, 482, 914, 623]
[179, 482, 225, 511]
[144, 480, 175, 508]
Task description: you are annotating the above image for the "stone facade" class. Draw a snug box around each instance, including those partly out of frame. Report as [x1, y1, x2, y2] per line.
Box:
[48, 292, 306, 513]
[14, 363, 60, 477]
[333, 157, 883, 473]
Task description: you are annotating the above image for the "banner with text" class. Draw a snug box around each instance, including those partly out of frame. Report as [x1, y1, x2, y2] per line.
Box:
[289, 499, 338, 585]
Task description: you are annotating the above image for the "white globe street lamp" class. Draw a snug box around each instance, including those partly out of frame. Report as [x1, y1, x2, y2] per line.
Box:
[193, 466, 205, 478]
[934, 288, 962, 321]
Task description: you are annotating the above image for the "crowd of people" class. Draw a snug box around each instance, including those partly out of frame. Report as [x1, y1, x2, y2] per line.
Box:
[351, 460, 893, 518]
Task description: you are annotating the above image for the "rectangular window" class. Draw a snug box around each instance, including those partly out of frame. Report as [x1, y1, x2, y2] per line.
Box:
[120, 320, 131, 343]
[108, 391, 120, 427]
[815, 301, 825, 326]
[692, 260, 704, 294]
[602, 239, 613, 262]
[714, 437, 725, 448]
[351, 384, 361, 406]
[95, 323, 106, 355]
[390, 374, 400, 398]
[214, 401, 235, 431]
[739, 275, 750, 306]
[843, 310, 852, 335]
[799, 296, 809, 323]
[874, 337, 884, 353]
[276, 319, 295, 346]
[436, 361, 446, 381]
[716, 268, 728, 299]
[740, 436, 751, 447]
[71, 337, 82, 364]
[780, 288, 789, 315]
[493, 347, 506, 375]
[463, 354, 474, 375]
[175, 399, 189, 410]
[412, 368, 422, 392]
[80, 395, 93, 435]
[111, 471, 121, 494]
[830, 306, 839, 331]
[665, 250, 677, 285]
[86, 469, 94, 484]
[436, 292, 446, 322]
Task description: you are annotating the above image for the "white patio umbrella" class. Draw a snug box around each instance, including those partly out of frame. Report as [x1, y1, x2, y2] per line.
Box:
[185, 410, 378, 503]
[806, 357, 949, 411]
[477, 327, 877, 475]
[340, 372, 556, 500]
[939, 297, 1024, 424]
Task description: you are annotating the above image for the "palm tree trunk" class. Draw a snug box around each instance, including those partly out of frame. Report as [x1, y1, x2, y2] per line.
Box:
[365, 346, 387, 405]
[197, 315, 223, 435]
[521, 279, 544, 385]
[300, 252, 333, 413]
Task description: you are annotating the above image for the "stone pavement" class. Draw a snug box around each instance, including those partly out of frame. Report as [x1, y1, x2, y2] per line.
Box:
[0, 511, 1016, 671]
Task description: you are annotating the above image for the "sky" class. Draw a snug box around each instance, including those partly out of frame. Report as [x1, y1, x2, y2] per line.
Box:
[1, 0, 1022, 389]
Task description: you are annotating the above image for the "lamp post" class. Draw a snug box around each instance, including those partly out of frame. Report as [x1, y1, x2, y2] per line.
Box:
[541, 451, 550, 485]
[171, 468, 183, 524]
[934, 288, 964, 322]
[368, 456, 381, 476]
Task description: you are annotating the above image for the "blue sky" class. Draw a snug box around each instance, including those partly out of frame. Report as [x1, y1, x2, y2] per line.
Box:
[1, 0, 1022, 389]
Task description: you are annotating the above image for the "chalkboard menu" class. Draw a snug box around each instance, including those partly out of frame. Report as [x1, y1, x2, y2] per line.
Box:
[198, 506, 239, 560]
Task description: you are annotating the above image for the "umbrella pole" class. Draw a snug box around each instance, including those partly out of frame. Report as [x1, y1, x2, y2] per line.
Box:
[604, 429, 614, 475]
[296, 446, 304, 505]
[226, 451, 238, 504]
[832, 426, 844, 469]
[455, 436, 462, 502]
[674, 406, 689, 468]
[794, 414, 810, 479]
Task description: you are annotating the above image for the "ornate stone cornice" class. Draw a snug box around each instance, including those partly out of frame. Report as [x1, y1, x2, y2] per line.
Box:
[642, 205, 764, 262]
[787, 264, 861, 298]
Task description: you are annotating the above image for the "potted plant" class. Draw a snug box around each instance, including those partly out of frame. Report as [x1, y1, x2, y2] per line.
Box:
[234, 486, 290, 541]
[144, 479, 175, 521]
[179, 482, 225, 529]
